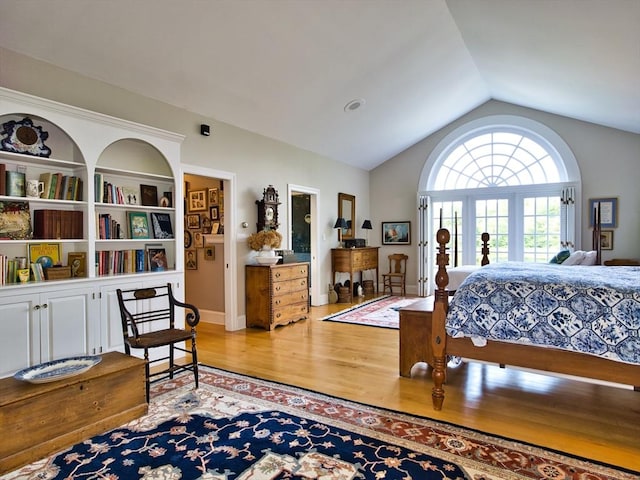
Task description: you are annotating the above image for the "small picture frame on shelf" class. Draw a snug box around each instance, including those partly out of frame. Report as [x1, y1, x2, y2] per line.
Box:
[186, 213, 201, 229]
[67, 252, 87, 278]
[211, 222, 220, 234]
[140, 184, 158, 206]
[127, 211, 150, 239]
[122, 186, 139, 205]
[29, 243, 62, 268]
[185, 249, 197, 270]
[188, 189, 207, 212]
[0, 200, 32, 239]
[161, 191, 172, 207]
[150, 212, 174, 239]
[146, 245, 167, 272]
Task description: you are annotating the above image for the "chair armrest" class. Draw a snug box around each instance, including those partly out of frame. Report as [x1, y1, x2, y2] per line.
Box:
[173, 298, 201, 327]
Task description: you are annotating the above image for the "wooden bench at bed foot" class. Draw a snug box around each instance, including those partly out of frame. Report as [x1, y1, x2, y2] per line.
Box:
[399, 296, 435, 377]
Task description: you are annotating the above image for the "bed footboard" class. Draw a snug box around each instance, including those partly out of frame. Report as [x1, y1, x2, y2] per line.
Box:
[432, 228, 450, 410]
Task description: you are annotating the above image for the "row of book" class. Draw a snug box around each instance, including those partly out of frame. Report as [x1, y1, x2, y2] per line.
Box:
[95, 245, 167, 276]
[33, 209, 84, 239]
[94, 173, 140, 205]
[0, 255, 45, 284]
[97, 213, 123, 240]
[39, 173, 83, 201]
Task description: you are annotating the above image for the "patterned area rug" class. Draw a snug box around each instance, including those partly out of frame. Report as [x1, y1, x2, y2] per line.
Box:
[4, 366, 635, 480]
[322, 295, 419, 328]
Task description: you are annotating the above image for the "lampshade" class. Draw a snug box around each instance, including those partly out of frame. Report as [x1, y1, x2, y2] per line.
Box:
[333, 217, 347, 229]
[362, 220, 372, 230]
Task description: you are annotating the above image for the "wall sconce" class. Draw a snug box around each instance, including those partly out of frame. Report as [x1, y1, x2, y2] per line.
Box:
[361, 219, 372, 246]
[334, 217, 347, 247]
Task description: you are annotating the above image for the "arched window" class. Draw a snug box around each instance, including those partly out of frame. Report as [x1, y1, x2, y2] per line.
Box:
[417, 116, 580, 292]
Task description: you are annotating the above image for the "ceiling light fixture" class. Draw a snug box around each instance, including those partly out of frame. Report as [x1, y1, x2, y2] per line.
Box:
[344, 98, 365, 112]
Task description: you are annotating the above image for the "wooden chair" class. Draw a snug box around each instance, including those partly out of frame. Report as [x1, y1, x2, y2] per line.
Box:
[382, 253, 408, 296]
[116, 283, 200, 401]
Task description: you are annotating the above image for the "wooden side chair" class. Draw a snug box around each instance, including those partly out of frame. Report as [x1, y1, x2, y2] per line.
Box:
[116, 283, 200, 401]
[382, 253, 408, 296]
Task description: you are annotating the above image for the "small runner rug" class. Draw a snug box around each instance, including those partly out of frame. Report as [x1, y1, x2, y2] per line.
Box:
[322, 295, 419, 328]
[4, 366, 635, 480]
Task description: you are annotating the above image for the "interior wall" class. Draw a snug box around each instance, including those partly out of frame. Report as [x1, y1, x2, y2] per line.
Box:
[371, 100, 640, 289]
[0, 47, 371, 314]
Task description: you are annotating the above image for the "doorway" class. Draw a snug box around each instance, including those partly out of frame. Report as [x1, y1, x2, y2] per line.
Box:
[288, 184, 321, 305]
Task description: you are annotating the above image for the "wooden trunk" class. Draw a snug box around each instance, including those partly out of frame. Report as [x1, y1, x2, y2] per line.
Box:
[0, 352, 147, 474]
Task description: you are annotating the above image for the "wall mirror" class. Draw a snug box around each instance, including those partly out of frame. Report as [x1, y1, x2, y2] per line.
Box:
[338, 192, 355, 240]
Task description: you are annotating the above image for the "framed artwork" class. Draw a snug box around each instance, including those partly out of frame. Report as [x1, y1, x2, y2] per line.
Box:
[127, 211, 150, 239]
[208, 187, 219, 206]
[210, 206, 219, 221]
[211, 222, 220, 234]
[147, 246, 167, 272]
[184, 230, 192, 249]
[122, 186, 139, 205]
[193, 231, 204, 248]
[150, 212, 174, 239]
[185, 249, 197, 270]
[589, 197, 618, 228]
[382, 221, 411, 245]
[140, 184, 158, 206]
[188, 189, 207, 212]
[67, 252, 87, 278]
[29, 243, 61, 268]
[201, 215, 212, 234]
[204, 246, 215, 261]
[600, 230, 614, 250]
[186, 214, 201, 229]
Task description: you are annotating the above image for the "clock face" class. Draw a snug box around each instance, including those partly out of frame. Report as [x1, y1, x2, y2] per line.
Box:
[265, 206, 274, 222]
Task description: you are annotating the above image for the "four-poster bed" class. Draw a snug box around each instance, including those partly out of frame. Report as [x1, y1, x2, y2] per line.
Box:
[425, 228, 640, 410]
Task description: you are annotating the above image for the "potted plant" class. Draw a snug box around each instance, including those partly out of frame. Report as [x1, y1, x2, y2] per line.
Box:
[247, 229, 282, 253]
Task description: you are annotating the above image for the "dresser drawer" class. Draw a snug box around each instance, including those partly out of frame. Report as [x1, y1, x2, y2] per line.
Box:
[272, 264, 308, 281]
[272, 277, 308, 296]
[273, 289, 309, 307]
[272, 302, 309, 326]
[352, 250, 377, 270]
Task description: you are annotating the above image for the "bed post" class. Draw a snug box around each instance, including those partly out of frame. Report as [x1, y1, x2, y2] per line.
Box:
[481, 232, 490, 266]
[432, 228, 450, 410]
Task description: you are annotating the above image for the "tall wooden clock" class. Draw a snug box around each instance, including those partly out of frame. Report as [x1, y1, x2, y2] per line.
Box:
[256, 185, 280, 231]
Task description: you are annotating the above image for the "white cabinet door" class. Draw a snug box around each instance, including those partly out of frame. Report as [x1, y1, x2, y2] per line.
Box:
[39, 286, 99, 361]
[99, 280, 143, 354]
[0, 293, 40, 377]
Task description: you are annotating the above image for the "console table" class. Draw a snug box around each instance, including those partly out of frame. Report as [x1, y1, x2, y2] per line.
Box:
[331, 247, 379, 302]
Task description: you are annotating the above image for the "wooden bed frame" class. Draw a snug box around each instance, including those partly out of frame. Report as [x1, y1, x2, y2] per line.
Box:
[428, 228, 640, 410]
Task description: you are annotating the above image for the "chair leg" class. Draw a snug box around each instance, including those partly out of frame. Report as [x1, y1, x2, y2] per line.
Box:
[144, 349, 151, 403]
[191, 334, 199, 390]
[169, 343, 175, 380]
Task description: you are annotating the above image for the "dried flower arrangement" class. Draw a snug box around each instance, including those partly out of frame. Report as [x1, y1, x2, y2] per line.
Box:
[247, 229, 282, 251]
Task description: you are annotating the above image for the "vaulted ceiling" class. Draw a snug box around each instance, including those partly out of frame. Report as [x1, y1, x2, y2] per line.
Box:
[0, 0, 638, 170]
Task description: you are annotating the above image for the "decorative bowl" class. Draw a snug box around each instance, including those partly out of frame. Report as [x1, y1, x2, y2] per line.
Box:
[256, 256, 282, 265]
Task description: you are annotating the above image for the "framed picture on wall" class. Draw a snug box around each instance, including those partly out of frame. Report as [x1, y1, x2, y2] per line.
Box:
[589, 197, 617, 228]
[188, 189, 207, 212]
[210, 206, 219, 220]
[600, 230, 614, 250]
[381, 221, 411, 245]
[185, 249, 197, 270]
[186, 214, 201, 229]
[208, 188, 218, 206]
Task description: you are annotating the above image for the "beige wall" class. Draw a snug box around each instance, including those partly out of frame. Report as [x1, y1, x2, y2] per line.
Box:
[0, 47, 371, 316]
[371, 100, 640, 287]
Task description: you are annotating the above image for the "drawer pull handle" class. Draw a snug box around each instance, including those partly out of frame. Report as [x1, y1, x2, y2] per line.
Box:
[275, 300, 281, 305]
[275, 273, 281, 278]
[275, 286, 281, 291]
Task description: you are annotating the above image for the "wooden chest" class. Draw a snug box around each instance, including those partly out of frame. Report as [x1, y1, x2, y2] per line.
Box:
[246, 262, 309, 330]
[0, 352, 147, 474]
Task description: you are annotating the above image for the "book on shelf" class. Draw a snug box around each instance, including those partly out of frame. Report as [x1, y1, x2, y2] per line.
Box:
[28, 243, 62, 268]
[150, 212, 174, 239]
[0, 163, 6, 196]
[127, 211, 149, 239]
[30, 262, 45, 282]
[0, 200, 32, 239]
[5, 171, 26, 197]
[39, 172, 53, 199]
[33, 209, 83, 239]
[94, 173, 104, 203]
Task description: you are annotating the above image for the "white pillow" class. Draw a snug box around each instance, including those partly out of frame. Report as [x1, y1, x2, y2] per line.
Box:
[581, 250, 598, 266]
[562, 250, 586, 266]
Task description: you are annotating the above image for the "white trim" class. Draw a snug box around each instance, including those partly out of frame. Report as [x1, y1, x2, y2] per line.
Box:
[181, 163, 241, 331]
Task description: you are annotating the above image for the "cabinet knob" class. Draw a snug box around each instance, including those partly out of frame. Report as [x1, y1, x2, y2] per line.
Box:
[42, 304, 48, 309]
[274, 299, 281, 305]
[275, 273, 281, 278]
[34, 305, 40, 311]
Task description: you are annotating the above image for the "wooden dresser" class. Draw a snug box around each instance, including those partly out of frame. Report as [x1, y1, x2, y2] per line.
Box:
[331, 247, 379, 302]
[246, 262, 310, 330]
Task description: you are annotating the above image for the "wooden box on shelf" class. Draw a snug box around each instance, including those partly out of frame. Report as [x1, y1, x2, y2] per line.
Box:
[44, 266, 71, 281]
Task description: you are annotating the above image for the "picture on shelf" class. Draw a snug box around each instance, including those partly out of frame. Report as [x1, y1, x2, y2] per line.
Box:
[122, 186, 139, 205]
[0, 200, 32, 239]
[67, 252, 87, 278]
[5, 171, 26, 197]
[140, 184, 158, 206]
[150, 212, 174, 239]
[146, 245, 167, 271]
[127, 211, 150, 239]
[29, 243, 61, 268]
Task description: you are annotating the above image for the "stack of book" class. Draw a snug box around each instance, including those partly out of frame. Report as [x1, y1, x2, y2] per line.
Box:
[95, 249, 146, 276]
[97, 213, 122, 239]
[33, 209, 83, 239]
[39, 173, 83, 200]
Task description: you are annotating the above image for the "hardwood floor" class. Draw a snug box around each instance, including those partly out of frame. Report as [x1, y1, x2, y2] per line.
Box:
[195, 296, 640, 471]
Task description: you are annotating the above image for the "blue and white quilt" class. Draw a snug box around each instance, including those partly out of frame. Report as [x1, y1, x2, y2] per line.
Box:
[446, 263, 640, 365]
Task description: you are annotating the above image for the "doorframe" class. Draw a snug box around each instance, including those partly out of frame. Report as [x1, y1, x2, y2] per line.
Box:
[181, 163, 240, 330]
[287, 184, 321, 306]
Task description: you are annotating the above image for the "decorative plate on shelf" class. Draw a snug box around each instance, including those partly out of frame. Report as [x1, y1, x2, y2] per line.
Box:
[1, 117, 52, 157]
[13, 355, 102, 384]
